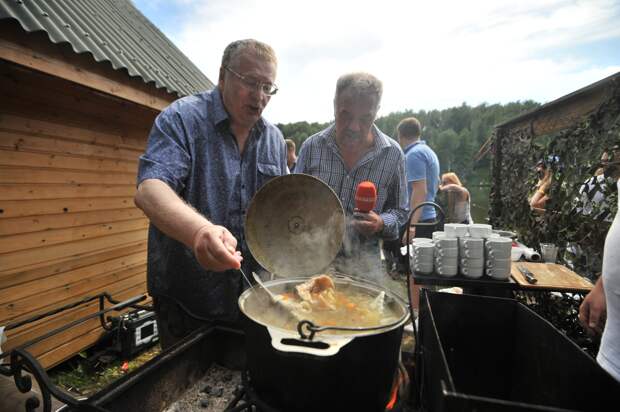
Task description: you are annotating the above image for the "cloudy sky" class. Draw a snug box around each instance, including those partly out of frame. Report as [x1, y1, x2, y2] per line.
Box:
[133, 0, 620, 124]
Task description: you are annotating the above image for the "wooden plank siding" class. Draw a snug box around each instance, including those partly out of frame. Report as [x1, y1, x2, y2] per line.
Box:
[0, 54, 171, 369]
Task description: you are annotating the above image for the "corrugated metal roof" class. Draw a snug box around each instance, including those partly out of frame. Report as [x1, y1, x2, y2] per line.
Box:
[0, 0, 214, 97]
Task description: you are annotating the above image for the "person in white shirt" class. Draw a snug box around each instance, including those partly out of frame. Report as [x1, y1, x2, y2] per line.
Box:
[579, 146, 620, 382]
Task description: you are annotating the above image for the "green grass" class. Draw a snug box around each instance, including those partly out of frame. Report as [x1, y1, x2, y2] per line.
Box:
[50, 345, 161, 396]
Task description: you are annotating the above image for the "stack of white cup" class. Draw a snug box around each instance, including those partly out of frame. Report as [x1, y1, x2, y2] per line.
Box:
[402, 238, 432, 258]
[417, 224, 514, 280]
[434, 235, 458, 277]
[412, 241, 435, 274]
[459, 237, 485, 278]
[467, 224, 492, 238]
[485, 237, 513, 279]
[443, 223, 469, 238]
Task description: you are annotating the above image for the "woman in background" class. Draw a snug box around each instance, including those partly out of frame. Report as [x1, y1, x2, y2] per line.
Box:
[529, 160, 552, 212]
[439, 172, 472, 224]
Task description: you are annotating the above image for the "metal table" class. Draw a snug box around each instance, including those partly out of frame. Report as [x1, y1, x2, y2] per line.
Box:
[411, 272, 517, 298]
[412, 262, 593, 295]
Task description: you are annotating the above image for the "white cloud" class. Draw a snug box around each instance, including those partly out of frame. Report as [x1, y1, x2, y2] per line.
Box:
[169, 0, 620, 123]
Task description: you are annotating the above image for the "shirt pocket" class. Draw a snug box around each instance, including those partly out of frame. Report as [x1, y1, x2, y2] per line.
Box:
[257, 162, 280, 188]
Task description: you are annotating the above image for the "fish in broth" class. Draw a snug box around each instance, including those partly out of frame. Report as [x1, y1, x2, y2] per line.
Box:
[247, 275, 399, 332]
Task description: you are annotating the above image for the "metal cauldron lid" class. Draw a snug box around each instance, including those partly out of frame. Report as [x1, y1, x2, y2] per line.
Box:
[245, 174, 345, 277]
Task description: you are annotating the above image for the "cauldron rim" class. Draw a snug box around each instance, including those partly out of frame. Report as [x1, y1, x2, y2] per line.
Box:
[238, 274, 410, 339]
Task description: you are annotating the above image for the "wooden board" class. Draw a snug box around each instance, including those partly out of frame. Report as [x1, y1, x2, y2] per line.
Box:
[0, 208, 145, 236]
[0, 183, 137, 201]
[0, 227, 147, 272]
[0, 113, 146, 149]
[511, 262, 593, 292]
[0, 196, 136, 218]
[0, 251, 146, 303]
[0, 130, 143, 162]
[0, 241, 146, 288]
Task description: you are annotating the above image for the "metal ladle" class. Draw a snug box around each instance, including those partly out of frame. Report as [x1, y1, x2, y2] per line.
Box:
[250, 271, 279, 302]
[238, 267, 254, 290]
[239, 268, 301, 322]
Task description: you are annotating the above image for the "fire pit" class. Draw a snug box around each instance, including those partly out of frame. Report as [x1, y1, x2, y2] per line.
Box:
[4, 313, 413, 412]
[164, 365, 410, 412]
[72, 324, 411, 412]
[161, 364, 242, 412]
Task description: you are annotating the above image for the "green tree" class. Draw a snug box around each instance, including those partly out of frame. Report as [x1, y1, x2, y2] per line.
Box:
[277, 100, 540, 180]
[433, 129, 459, 171]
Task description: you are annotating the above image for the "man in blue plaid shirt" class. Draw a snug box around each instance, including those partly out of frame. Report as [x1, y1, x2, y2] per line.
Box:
[296, 72, 409, 280]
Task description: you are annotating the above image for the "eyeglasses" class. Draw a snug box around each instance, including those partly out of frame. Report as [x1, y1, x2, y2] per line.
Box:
[224, 66, 278, 96]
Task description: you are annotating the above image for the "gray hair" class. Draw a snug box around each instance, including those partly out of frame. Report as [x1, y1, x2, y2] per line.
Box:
[334, 72, 383, 106]
[221, 39, 278, 69]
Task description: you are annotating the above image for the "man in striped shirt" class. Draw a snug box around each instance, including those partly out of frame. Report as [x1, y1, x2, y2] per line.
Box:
[296, 72, 409, 280]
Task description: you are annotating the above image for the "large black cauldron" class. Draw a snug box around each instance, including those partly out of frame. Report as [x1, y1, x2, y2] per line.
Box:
[239, 275, 410, 412]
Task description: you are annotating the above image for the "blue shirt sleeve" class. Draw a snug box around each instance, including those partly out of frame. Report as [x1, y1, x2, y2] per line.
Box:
[406, 151, 427, 182]
[137, 107, 191, 193]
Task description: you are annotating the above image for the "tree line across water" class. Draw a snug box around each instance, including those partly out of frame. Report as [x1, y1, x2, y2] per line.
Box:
[277, 100, 540, 184]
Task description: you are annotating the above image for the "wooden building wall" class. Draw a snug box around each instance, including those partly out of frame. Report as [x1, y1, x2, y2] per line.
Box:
[0, 48, 173, 368]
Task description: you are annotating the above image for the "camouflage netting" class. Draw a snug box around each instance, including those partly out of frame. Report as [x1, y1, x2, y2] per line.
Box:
[490, 82, 620, 282]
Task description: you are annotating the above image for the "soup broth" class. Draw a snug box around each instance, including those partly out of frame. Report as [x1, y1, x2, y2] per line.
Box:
[242, 275, 403, 334]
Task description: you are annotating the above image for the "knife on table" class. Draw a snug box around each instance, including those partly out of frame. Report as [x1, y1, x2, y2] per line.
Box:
[517, 265, 538, 284]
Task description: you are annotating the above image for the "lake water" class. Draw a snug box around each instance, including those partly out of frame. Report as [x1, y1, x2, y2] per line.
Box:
[469, 184, 490, 223]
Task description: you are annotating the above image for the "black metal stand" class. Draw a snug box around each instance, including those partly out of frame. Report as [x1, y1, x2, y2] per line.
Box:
[403, 201, 444, 411]
[0, 293, 149, 412]
[224, 370, 407, 412]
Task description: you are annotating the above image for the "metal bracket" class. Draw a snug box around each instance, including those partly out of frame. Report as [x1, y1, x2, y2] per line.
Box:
[0, 293, 149, 412]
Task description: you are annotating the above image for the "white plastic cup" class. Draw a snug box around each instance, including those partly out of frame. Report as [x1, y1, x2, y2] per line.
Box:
[468, 223, 492, 238]
[486, 266, 511, 280]
[460, 257, 484, 268]
[435, 247, 459, 257]
[485, 258, 511, 269]
[461, 266, 484, 278]
[461, 248, 484, 259]
[414, 263, 434, 274]
[436, 265, 458, 277]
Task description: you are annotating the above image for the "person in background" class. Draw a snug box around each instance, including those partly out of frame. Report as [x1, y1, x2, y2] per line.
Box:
[529, 159, 552, 212]
[576, 151, 615, 222]
[395, 117, 440, 309]
[565, 151, 616, 273]
[439, 172, 472, 224]
[134, 39, 287, 366]
[285, 138, 297, 171]
[397, 117, 441, 243]
[295, 72, 409, 280]
[579, 145, 620, 382]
